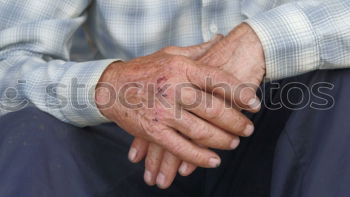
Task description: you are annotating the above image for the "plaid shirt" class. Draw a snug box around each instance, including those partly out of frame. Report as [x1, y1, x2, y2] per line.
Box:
[0, 0, 349, 126]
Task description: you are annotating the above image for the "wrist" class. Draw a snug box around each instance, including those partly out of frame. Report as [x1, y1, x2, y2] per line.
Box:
[233, 24, 266, 68]
[223, 23, 266, 85]
[95, 61, 126, 119]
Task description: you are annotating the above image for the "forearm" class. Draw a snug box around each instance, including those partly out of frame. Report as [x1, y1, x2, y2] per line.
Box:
[0, 0, 116, 126]
[0, 55, 116, 126]
[245, 0, 350, 80]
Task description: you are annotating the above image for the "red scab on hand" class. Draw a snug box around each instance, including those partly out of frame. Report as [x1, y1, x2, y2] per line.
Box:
[152, 110, 161, 122]
[157, 87, 164, 95]
[156, 76, 167, 84]
[152, 118, 158, 122]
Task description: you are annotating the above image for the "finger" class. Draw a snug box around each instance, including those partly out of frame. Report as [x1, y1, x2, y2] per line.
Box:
[180, 34, 224, 59]
[168, 110, 240, 150]
[150, 127, 221, 168]
[195, 39, 262, 113]
[198, 36, 238, 68]
[179, 87, 254, 137]
[144, 143, 164, 186]
[198, 24, 256, 68]
[187, 64, 260, 112]
[163, 35, 224, 60]
[156, 151, 182, 189]
[178, 161, 197, 176]
[129, 137, 149, 163]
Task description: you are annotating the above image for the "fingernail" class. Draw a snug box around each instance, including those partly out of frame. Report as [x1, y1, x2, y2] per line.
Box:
[156, 173, 166, 187]
[243, 124, 254, 136]
[248, 98, 261, 110]
[230, 138, 240, 149]
[144, 170, 153, 185]
[128, 147, 137, 162]
[179, 162, 188, 175]
[209, 157, 221, 168]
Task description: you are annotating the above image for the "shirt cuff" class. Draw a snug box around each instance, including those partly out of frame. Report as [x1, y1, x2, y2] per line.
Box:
[57, 59, 118, 127]
[245, 3, 321, 81]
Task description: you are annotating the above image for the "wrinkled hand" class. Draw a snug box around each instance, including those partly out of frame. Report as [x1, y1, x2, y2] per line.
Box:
[199, 23, 265, 90]
[129, 23, 266, 189]
[96, 36, 258, 175]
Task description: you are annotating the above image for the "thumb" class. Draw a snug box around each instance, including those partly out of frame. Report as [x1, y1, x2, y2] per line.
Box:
[164, 34, 224, 60]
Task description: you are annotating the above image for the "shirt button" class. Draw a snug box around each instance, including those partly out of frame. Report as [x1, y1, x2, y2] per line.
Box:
[210, 24, 218, 33]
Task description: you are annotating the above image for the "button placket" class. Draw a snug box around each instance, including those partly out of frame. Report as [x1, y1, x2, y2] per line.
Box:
[210, 23, 218, 33]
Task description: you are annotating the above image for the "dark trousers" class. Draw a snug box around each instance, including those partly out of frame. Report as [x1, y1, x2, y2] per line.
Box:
[0, 69, 349, 197]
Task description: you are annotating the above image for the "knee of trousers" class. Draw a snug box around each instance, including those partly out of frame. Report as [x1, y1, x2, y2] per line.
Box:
[270, 69, 350, 197]
[0, 107, 98, 196]
[0, 107, 77, 148]
[0, 107, 83, 168]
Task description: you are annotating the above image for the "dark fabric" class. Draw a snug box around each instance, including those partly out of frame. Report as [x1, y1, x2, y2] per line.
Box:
[0, 108, 205, 197]
[270, 69, 350, 197]
[203, 69, 350, 197]
[0, 69, 349, 197]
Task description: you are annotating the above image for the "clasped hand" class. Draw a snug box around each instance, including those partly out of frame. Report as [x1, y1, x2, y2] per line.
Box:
[96, 23, 265, 189]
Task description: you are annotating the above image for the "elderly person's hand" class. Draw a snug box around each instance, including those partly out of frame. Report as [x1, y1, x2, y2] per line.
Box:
[199, 23, 265, 90]
[96, 34, 259, 172]
[129, 23, 265, 189]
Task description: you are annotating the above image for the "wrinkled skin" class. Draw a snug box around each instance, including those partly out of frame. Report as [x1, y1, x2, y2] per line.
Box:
[199, 23, 265, 87]
[96, 23, 265, 189]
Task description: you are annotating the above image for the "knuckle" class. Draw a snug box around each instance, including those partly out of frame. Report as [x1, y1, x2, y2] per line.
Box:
[187, 124, 199, 138]
[143, 127, 155, 137]
[140, 120, 157, 137]
[162, 46, 180, 54]
[180, 89, 196, 106]
[205, 105, 225, 120]
[236, 85, 255, 104]
[232, 115, 247, 131]
[142, 123, 167, 141]
[167, 55, 187, 66]
[139, 119, 151, 133]
[242, 92, 254, 104]
[191, 151, 204, 164]
[189, 123, 213, 140]
[155, 127, 172, 140]
[170, 141, 185, 155]
[145, 156, 158, 170]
